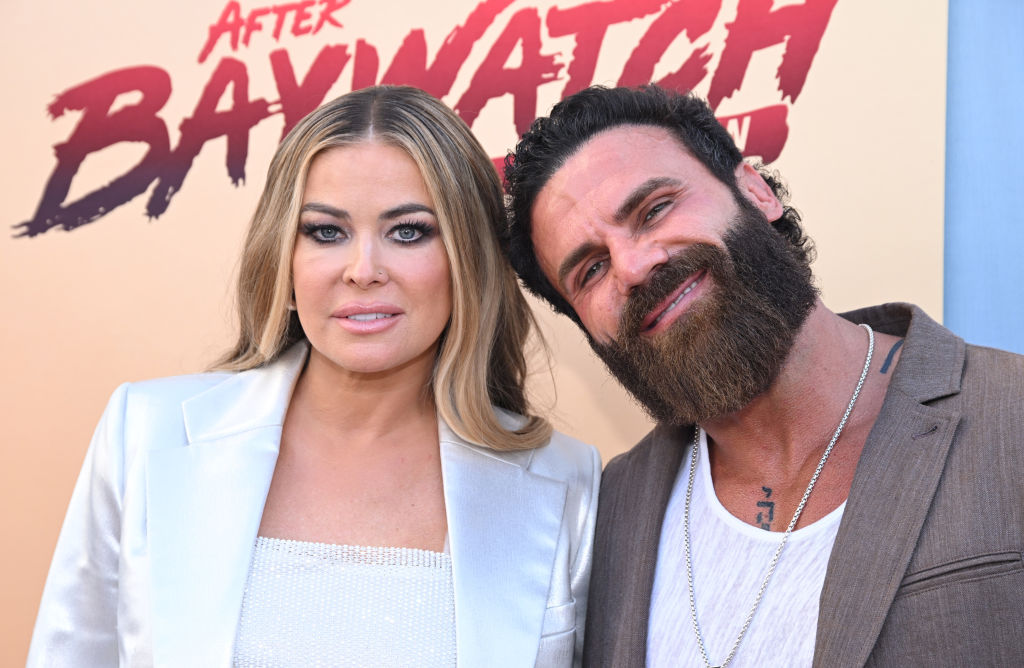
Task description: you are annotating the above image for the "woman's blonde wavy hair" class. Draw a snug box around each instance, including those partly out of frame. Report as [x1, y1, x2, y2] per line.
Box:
[216, 85, 551, 450]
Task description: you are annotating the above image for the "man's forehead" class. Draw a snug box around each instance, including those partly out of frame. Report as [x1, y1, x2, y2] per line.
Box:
[534, 125, 692, 210]
[529, 124, 692, 248]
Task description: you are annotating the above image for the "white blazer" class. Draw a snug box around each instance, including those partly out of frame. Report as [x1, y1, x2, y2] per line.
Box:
[28, 343, 600, 667]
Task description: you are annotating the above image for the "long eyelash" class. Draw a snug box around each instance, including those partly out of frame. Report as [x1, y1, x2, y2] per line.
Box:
[300, 222, 341, 244]
[392, 220, 437, 242]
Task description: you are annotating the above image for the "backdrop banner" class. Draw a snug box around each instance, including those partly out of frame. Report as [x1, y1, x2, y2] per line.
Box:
[0, 1, 947, 662]
[944, 0, 1024, 355]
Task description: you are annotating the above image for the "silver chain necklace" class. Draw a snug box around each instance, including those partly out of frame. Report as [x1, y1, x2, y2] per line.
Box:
[683, 323, 874, 668]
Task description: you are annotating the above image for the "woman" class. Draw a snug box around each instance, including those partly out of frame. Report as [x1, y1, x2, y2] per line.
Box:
[28, 86, 600, 667]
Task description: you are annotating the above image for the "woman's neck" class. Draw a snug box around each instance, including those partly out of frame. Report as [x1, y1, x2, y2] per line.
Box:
[288, 345, 439, 448]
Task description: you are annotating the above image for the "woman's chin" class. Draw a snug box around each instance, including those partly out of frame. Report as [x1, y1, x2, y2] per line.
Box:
[306, 341, 439, 380]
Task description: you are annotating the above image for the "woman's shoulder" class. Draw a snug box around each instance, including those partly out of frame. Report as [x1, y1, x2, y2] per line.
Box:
[113, 343, 307, 413]
[492, 407, 601, 485]
[96, 370, 236, 438]
[534, 427, 601, 473]
[104, 345, 308, 446]
[534, 431, 601, 499]
[519, 421, 601, 541]
[123, 369, 234, 401]
[102, 370, 234, 424]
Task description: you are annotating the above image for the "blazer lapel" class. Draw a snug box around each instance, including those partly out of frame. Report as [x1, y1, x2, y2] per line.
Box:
[148, 344, 307, 667]
[814, 305, 965, 667]
[439, 421, 567, 668]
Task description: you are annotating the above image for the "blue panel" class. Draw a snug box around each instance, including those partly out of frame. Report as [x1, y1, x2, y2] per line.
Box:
[944, 0, 1024, 353]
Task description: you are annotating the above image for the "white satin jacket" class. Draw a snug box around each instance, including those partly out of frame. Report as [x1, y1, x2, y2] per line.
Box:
[28, 343, 600, 667]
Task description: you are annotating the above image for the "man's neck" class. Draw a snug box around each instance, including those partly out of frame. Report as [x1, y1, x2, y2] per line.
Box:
[700, 300, 903, 529]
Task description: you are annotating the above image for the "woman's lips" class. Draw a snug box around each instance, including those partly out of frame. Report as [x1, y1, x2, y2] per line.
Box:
[332, 303, 403, 334]
[641, 270, 706, 334]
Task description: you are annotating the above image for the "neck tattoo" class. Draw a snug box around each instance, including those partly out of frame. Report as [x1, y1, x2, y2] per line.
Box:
[683, 323, 875, 668]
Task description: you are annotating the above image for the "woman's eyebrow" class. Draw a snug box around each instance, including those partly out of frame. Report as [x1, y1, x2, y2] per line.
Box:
[379, 203, 436, 220]
[300, 202, 348, 219]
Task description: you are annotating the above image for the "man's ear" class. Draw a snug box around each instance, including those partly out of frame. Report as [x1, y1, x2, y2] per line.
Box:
[735, 162, 784, 221]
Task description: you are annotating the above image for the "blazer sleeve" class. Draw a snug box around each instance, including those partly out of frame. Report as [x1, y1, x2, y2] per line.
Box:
[27, 384, 129, 667]
[571, 444, 602, 667]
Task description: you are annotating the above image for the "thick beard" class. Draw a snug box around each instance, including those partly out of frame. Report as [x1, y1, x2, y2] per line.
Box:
[590, 198, 818, 425]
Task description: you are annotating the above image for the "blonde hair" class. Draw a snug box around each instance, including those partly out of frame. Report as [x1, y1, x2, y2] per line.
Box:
[217, 86, 551, 450]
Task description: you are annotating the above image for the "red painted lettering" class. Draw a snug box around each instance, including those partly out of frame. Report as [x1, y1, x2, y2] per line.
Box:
[378, 0, 515, 97]
[289, 0, 318, 37]
[21, 0, 842, 235]
[455, 8, 560, 135]
[243, 8, 273, 47]
[352, 38, 380, 90]
[708, 0, 839, 107]
[199, 1, 245, 64]
[271, 45, 352, 137]
[199, 0, 349, 62]
[147, 58, 271, 216]
[618, 0, 719, 91]
[15, 67, 172, 237]
[547, 0, 663, 98]
[313, 0, 350, 33]
[720, 104, 788, 162]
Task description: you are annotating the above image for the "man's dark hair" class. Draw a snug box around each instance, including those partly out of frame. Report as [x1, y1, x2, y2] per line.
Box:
[502, 84, 812, 325]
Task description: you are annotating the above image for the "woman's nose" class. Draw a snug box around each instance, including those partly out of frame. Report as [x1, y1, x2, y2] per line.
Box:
[342, 239, 388, 288]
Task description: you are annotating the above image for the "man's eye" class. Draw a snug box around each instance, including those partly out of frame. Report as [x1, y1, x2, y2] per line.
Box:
[580, 259, 605, 286]
[644, 201, 669, 222]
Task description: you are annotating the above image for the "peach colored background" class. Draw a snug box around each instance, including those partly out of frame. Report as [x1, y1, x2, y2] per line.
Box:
[1, 1, 946, 663]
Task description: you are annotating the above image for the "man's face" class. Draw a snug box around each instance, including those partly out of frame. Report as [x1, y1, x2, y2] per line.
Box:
[530, 125, 817, 424]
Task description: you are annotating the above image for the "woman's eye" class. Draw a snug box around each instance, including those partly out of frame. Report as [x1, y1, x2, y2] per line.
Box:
[301, 223, 344, 244]
[389, 223, 433, 243]
[395, 226, 421, 241]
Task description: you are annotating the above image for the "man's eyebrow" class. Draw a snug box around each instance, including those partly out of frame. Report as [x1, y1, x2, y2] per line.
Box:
[557, 241, 599, 294]
[613, 177, 681, 223]
[301, 201, 348, 219]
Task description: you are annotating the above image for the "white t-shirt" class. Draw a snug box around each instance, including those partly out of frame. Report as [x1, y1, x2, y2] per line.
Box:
[647, 430, 844, 668]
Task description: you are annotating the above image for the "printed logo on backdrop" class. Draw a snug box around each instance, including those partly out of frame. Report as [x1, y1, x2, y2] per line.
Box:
[14, 0, 839, 237]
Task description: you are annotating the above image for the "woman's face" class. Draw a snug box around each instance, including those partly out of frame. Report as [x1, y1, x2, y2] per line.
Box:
[292, 142, 452, 379]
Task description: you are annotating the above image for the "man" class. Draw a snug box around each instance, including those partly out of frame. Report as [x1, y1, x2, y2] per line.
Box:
[502, 85, 1024, 667]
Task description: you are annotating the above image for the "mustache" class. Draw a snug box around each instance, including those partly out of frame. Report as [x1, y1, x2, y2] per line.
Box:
[618, 243, 730, 337]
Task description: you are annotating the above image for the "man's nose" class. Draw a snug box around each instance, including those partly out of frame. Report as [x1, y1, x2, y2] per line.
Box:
[608, 237, 669, 296]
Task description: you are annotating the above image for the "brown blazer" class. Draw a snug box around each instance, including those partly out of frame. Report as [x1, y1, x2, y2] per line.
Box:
[583, 303, 1024, 667]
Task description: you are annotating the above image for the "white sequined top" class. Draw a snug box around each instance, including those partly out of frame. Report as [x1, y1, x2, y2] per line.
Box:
[232, 537, 456, 667]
